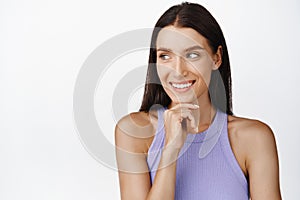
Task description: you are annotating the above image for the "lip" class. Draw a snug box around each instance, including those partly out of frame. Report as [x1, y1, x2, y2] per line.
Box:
[169, 80, 196, 92]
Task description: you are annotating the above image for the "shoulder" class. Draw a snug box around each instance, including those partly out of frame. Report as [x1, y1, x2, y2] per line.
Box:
[227, 114, 278, 174]
[115, 110, 158, 154]
[228, 114, 276, 146]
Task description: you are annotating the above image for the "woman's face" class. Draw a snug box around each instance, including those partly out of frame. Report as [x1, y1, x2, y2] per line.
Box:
[156, 26, 221, 104]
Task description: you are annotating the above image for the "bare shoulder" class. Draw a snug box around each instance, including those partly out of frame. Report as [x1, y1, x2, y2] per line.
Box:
[227, 114, 278, 176]
[228, 114, 276, 146]
[115, 110, 158, 154]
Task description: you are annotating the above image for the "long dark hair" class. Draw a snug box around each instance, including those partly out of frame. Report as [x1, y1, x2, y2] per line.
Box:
[139, 2, 233, 115]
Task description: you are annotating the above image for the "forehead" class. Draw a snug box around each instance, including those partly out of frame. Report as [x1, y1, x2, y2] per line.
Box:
[156, 26, 210, 52]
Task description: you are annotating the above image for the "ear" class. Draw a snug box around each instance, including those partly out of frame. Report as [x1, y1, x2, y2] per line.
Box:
[212, 45, 222, 70]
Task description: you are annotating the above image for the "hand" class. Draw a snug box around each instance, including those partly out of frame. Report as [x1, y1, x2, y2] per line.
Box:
[163, 104, 199, 150]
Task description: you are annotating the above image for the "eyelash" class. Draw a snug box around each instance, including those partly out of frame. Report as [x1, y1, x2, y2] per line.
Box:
[158, 52, 200, 61]
[186, 52, 200, 59]
[159, 54, 170, 60]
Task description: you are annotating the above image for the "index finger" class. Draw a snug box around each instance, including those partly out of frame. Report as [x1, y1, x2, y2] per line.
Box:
[169, 103, 199, 111]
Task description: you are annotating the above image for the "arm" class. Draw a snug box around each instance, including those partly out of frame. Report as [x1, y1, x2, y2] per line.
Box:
[246, 121, 282, 199]
[115, 114, 180, 200]
[115, 114, 152, 200]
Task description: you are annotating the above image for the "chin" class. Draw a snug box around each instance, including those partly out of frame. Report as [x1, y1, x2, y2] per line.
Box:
[169, 95, 198, 104]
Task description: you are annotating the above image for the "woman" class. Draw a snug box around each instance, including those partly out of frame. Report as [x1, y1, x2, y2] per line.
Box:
[115, 2, 281, 199]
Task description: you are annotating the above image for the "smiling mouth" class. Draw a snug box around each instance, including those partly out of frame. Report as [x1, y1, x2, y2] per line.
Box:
[169, 80, 196, 89]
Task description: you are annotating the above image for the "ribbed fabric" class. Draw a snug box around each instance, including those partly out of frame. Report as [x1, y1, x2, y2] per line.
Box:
[147, 107, 250, 199]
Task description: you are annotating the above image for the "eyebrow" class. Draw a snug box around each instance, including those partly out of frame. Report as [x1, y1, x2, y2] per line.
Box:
[156, 47, 173, 52]
[184, 45, 204, 52]
[156, 45, 204, 52]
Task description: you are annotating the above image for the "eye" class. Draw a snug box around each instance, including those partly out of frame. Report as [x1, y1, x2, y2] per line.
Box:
[186, 52, 200, 59]
[158, 54, 171, 61]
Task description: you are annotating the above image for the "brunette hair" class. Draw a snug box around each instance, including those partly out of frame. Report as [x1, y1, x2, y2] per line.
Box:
[139, 2, 233, 115]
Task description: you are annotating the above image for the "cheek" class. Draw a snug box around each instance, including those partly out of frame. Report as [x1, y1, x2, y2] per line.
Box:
[156, 65, 177, 97]
[156, 65, 170, 85]
[198, 69, 212, 87]
[189, 63, 212, 87]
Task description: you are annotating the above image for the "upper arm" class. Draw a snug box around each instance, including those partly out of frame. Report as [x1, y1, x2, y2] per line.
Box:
[246, 121, 281, 199]
[114, 113, 154, 200]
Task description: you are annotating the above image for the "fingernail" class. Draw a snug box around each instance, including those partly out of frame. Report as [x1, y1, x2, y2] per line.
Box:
[193, 104, 199, 108]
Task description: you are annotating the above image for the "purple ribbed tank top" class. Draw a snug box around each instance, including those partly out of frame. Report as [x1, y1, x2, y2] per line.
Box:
[147, 107, 250, 199]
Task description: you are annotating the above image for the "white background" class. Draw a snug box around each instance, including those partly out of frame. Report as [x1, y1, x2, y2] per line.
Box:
[1, 0, 300, 199]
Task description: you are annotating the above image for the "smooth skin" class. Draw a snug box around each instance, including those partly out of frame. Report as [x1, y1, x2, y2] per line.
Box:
[115, 26, 281, 200]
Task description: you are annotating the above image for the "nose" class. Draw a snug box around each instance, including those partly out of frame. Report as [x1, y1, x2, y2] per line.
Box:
[174, 55, 188, 77]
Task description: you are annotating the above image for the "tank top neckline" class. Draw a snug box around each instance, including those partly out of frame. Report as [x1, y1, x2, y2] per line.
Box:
[148, 106, 249, 197]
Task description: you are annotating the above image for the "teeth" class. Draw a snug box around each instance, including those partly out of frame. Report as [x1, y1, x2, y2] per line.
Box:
[171, 82, 192, 89]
